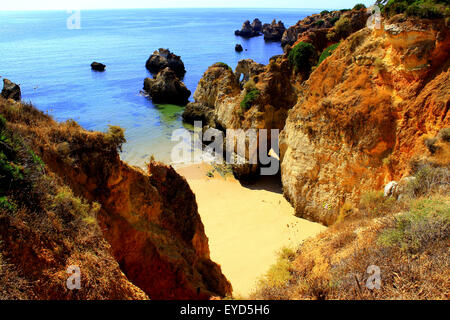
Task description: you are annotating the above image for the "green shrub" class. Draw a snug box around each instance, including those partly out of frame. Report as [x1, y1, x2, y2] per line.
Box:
[353, 3, 367, 10]
[321, 10, 330, 15]
[214, 62, 232, 71]
[288, 42, 317, 74]
[314, 19, 325, 27]
[334, 16, 352, 37]
[105, 125, 126, 152]
[330, 16, 340, 25]
[379, 198, 450, 253]
[240, 89, 260, 111]
[382, 0, 449, 18]
[317, 42, 340, 66]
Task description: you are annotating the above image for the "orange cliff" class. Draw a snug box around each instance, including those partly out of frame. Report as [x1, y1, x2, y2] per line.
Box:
[183, 14, 449, 225]
[0, 99, 231, 299]
[280, 17, 450, 224]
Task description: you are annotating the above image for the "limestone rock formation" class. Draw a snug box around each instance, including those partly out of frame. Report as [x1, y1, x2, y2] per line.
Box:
[182, 102, 215, 126]
[262, 20, 286, 41]
[90, 62, 106, 71]
[2, 100, 232, 299]
[235, 44, 243, 52]
[143, 67, 191, 105]
[251, 18, 263, 32]
[146, 48, 186, 78]
[235, 20, 261, 38]
[280, 17, 450, 225]
[281, 8, 369, 48]
[1, 78, 21, 101]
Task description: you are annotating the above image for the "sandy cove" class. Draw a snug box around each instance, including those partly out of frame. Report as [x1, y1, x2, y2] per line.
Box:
[177, 163, 326, 298]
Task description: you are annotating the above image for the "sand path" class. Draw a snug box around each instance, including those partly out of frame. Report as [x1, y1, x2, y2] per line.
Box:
[177, 163, 326, 298]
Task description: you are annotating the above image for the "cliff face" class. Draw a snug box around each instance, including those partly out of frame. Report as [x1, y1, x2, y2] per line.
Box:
[1, 99, 231, 299]
[280, 18, 450, 224]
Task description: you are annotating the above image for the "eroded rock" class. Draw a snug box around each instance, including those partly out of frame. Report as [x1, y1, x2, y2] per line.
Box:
[1, 78, 21, 101]
[143, 68, 191, 105]
[146, 48, 186, 78]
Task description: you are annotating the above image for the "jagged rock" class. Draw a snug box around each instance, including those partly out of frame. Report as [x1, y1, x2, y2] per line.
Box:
[145, 48, 186, 78]
[235, 44, 243, 52]
[281, 8, 369, 47]
[251, 18, 263, 32]
[235, 20, 261, 38]
[262, 20, 286, 41]
[235, 59, 265, 84]
[90, 62, 106, 71]
[182, 102, 215, 126]
[143, 68, 191, 105]
[1, 78, 21, 101]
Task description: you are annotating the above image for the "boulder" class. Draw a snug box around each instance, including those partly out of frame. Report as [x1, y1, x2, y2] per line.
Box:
[235, 44, 243, 52]
[145, 48, 186, 79]
[90, 62, 106, 71]
[1, 78, 21, 101]
[262, 20, 286, 41]
[143, 67, 191, 105]
[235, 20, 261, 38]
[182, 102, 215, 126]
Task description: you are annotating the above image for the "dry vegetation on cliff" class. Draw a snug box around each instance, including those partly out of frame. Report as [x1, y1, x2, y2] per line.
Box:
[252, 161, 449, 300]
[0, 97, 231, 299]
[0, 100, 147, 299]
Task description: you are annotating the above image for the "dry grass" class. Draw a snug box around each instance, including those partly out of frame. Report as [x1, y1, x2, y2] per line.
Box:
[252, 160, 450, 299]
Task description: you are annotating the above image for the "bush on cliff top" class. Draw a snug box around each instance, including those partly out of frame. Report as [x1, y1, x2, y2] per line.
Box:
[378, 0, 450, 18]
[240, 89, 260, 111]
[288, 42, 317, 74]
[317, 42, 340, 66]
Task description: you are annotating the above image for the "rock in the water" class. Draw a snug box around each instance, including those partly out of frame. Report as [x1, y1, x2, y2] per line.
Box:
[234, 20, 261, 38]
[143, 67, 191, 105]
[235, 44, 243, 52]
[262, 20, 286, 41]
[251, 18, 263, 32]
[1, 78, 21, 101]
[145, 48, 186, 79]
[91, 62, 106, 71]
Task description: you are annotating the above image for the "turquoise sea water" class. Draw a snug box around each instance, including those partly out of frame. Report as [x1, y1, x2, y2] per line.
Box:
[0, 8, 315, 166]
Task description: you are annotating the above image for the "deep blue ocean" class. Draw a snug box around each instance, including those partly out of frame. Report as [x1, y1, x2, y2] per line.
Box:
[0, 8, 316, 166]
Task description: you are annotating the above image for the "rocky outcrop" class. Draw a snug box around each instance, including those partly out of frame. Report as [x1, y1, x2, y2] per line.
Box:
[235, 44, 243, 52]
[91, 62, 106, 71]
[143, 68, 191, 105]
[235, 20, 262, 38]
[262, 20, 286, 41]
[281, 8, 369, 48]
[182, 102, 215, 126]
[1, 79, 21, 101]
[146, 48, 186, 79]
[251, 18, 263, 32]
[235, 59, 265, 85]
[3, 100, 231, 299]
[280, 17, 450, 225]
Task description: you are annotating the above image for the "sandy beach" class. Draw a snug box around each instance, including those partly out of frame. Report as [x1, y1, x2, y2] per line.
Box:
[177, 163, 326, 298]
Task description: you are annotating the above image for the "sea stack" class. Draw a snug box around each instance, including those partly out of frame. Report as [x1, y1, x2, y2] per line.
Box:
[235, 44, 243, 52]
[145, 48, 186, 79]
[143, 67, 191, 105]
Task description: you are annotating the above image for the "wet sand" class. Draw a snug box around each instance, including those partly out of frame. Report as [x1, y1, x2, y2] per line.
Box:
[177, 163, 326, 298]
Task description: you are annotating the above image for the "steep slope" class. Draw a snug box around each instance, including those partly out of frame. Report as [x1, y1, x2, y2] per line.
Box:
[0, 98, 231, 299]
[280, 17, 450, 225]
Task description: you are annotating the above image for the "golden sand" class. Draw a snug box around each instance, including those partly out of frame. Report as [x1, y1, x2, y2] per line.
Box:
[177, 163, 326, 298]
